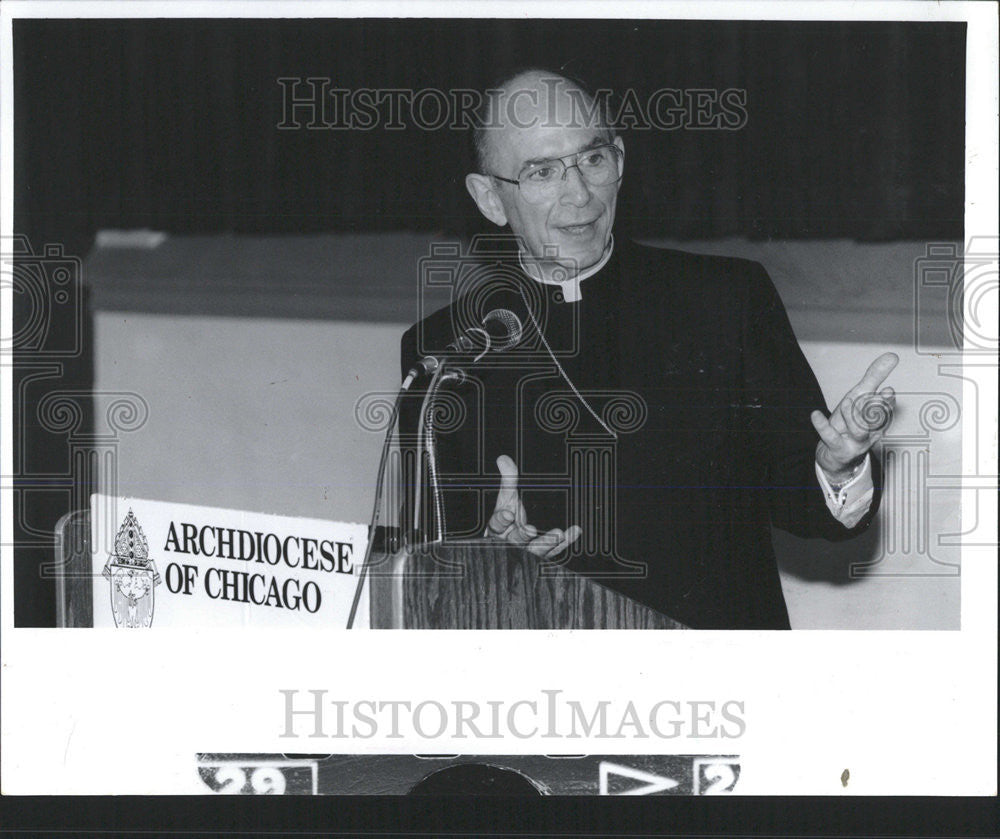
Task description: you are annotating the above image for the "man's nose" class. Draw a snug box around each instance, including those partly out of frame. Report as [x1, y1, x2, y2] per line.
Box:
[559, 164, 592, 206]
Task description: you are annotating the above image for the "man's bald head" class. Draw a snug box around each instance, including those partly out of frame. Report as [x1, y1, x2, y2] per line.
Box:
[464, 67, 624, 283]
[471, 68, 615, 175]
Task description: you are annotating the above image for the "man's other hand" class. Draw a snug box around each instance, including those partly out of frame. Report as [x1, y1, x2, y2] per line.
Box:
[811, 351, 899, 481]
[487, 455, 582, 558]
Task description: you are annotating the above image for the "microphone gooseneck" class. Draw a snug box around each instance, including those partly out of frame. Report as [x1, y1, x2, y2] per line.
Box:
[407, 308, 523, 380]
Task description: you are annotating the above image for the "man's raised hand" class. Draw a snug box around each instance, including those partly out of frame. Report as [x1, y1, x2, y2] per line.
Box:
[487, 455, 582, 558]
[811, 351, 899, 481]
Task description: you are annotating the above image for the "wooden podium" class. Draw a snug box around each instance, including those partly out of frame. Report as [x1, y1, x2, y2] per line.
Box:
[367, 541, 686, 630]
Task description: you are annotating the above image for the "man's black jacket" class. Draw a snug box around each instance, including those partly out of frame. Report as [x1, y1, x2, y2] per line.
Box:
[399, 238, 882, 629]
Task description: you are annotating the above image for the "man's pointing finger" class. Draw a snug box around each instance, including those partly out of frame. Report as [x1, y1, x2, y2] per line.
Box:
[853, 352, 899, 395]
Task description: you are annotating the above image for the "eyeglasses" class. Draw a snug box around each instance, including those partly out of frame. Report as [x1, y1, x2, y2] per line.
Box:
[489, 144, 624, 204]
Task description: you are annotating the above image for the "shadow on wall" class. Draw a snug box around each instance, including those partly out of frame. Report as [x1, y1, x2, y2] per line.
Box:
[772, 522, 881, 586]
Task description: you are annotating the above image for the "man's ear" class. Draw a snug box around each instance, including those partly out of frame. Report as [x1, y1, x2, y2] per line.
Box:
[613, 135, 625, 177]
[465, 173, 509, 227]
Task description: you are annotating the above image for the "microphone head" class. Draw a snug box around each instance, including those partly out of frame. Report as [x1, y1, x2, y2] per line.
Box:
[482, 308, 523, 352]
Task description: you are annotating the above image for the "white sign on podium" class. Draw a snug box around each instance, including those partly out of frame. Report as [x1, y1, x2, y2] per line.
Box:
[90, 494, 369, 628]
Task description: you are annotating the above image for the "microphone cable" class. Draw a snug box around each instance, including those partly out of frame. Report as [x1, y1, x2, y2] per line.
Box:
[518, 285, 618, 440]
[345, 380, 410, 629]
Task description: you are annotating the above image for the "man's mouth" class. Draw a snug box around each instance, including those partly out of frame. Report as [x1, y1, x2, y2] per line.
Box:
[556, 219, 599, 236]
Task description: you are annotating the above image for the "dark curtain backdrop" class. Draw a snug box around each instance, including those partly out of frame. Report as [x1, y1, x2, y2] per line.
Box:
[16, 18, 964, 252]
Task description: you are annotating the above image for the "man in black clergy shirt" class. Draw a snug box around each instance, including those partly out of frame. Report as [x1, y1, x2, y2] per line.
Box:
[399, 69, 897, 629]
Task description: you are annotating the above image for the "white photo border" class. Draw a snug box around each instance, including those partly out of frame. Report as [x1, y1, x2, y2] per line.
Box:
[0, 0, 996, 801]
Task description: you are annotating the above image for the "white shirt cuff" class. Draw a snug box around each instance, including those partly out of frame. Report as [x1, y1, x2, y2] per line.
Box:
[816, 454, 875, 529]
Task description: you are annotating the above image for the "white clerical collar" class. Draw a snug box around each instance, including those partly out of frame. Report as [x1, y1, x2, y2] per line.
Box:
[517, 236, 615, 303]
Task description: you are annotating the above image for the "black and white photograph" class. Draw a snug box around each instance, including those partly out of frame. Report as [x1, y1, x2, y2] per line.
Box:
[0, 0, 996, 819]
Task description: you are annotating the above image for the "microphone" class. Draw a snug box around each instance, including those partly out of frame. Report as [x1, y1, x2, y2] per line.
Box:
[478, 308, 523, 352]
[444, 308, 523, 355]
[405, 309, 523, 384]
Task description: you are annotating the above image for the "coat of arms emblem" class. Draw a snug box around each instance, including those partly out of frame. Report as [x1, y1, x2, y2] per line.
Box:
[102, 509, 161, 628]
